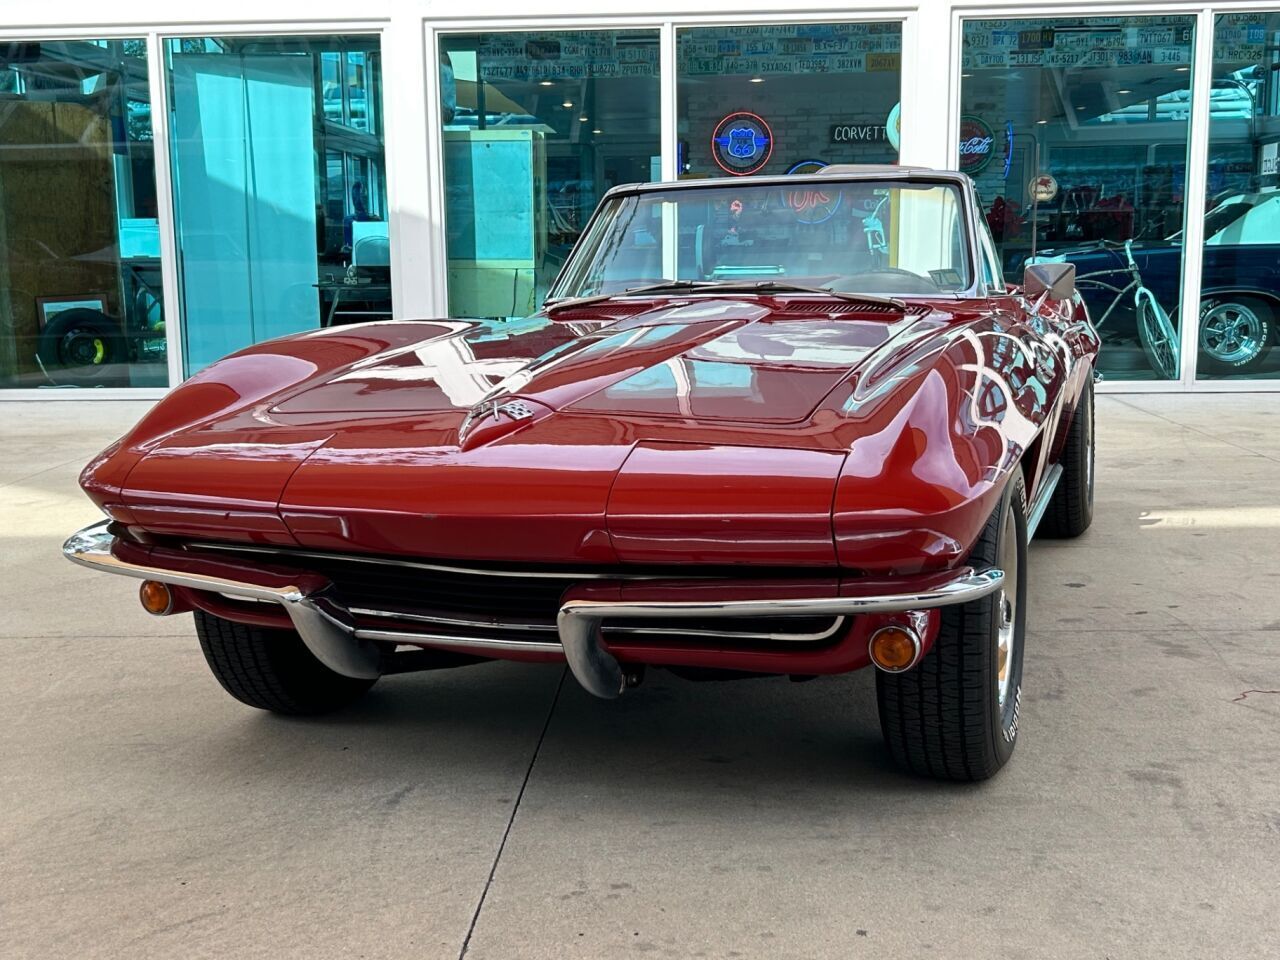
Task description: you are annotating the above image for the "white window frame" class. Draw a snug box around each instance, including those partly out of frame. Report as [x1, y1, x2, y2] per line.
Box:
[6, 1, 1280, 397]
[423, 9, 914, 318]
[0, 16, 396, 400]
[948, 1, 1280, 394]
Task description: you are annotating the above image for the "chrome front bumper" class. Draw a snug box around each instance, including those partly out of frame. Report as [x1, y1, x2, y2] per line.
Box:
[64, 520, 1004, 699]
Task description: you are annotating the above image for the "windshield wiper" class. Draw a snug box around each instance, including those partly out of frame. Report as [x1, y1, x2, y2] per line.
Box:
[709, 281, 906, 310]
[547, 279, 905, 314]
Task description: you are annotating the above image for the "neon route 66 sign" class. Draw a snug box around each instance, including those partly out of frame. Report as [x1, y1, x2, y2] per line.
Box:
[711, 111, 774, 177]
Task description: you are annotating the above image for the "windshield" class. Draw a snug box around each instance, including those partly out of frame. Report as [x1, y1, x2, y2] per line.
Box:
[550, 180, 974, 301]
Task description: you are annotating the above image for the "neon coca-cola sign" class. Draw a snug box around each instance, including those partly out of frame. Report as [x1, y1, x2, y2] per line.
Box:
[958, 116, 995, 175]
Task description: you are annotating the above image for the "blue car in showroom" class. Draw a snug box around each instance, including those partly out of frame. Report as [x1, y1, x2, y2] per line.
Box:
[1040, 190, 1280, 377]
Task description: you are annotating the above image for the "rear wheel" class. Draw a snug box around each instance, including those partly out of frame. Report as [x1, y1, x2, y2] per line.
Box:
[876, 470, 1028, 781]
[194, 610, 377, 714]
[1038, 376, 1095, 539]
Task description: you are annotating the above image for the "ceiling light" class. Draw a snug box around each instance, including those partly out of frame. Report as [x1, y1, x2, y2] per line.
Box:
[539, 80, 553, 86]
[749, 77, 764, 83]
[1117, 88, 1132, 94]
[592, 128, 603, 134]
[962, 73, 973, 78]
[562, 100, 574, 108]
[1175, 66, 1189, 72]
[579, 114, 589, 122]
[1036, 119, 1049, 124]
[1076, 105, 1086, 110]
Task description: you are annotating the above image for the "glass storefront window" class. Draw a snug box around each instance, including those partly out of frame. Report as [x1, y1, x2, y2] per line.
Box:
[677, 23, 902, 179]
[960, 17, 1196, 382]
[0, 39, 166, 388]
[165, 36, 390, 376]
[1197, 12, 1280, 380]
[438, 31, 660, 321]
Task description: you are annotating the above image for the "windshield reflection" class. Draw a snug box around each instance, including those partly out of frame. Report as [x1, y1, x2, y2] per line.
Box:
[552, 181, 973, 301]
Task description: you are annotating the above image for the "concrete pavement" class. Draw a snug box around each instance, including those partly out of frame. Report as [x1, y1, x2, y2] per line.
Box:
[1, 396, 1277, 959]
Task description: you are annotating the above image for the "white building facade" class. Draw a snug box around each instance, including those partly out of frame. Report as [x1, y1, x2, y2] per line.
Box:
[2, 0, 1278, 398]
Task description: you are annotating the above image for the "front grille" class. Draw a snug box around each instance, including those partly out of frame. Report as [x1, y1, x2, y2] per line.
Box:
[307, 554, 570, 623]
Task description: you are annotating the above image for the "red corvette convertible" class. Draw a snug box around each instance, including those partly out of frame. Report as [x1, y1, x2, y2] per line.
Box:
[65, 166, 1099, 781]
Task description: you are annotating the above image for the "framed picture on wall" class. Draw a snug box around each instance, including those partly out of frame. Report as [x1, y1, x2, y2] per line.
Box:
[36, 296, 109, 331]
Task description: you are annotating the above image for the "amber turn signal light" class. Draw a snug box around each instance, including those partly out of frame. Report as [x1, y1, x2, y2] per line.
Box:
[868, 625, 922, 673]
[139, 580, 174, 616]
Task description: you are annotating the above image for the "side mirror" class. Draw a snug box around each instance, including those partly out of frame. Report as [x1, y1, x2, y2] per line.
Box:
[1022, 261, 1076, 301]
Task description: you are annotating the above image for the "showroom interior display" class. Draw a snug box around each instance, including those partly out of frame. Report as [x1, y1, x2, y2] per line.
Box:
[1, 2, 1277, 392]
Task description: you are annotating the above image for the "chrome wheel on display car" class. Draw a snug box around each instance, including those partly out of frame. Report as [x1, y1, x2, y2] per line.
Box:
[1199, 297, 1274, 376]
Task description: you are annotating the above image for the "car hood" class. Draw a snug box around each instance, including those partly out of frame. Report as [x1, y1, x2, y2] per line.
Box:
[264, 298, 919, 424]
[90, 297, 986, 566]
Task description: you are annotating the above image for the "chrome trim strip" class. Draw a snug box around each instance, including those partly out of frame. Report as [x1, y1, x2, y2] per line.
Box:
[1026, 463, 1064, 539]
[607, 618, 845, 643]
[349, 607, 559, 633]
[353, 627, 562, 655]
[65, 522, 307, 604]
[189, 541, 667, 581]
[348, 606, 847, 643]
[559, 569, 1004, 623]
[555, 568, 1004, 699]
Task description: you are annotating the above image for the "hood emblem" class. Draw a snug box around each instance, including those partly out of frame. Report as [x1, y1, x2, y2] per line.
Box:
[459, 398, 536, 441]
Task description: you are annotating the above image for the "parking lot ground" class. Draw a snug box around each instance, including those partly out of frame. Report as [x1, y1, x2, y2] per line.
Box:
[2, 396, 1278, 959]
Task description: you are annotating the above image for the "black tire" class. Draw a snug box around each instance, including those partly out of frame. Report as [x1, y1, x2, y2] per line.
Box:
[35, 308, 123, 385]
[194, 610, 377, 715]
[1038, 376, 1095, 539]
[1198, 295, 1274, 376]
[876, 469, 1028, 781]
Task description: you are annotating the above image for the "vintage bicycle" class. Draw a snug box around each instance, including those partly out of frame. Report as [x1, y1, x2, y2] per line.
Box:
[1031, 238, 1179, 380]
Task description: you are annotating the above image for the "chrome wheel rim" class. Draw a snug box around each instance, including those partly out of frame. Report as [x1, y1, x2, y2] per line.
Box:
[995, 506, 1019, 708]
[1200, 302, 1265, 366]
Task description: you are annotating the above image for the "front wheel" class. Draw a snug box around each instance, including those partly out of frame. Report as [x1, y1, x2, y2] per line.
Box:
[1135, 289, 1179, 380]
[876, 469, 1028, 781]
[194, 610, 377, 714]
[1198, 296, 1273, 376]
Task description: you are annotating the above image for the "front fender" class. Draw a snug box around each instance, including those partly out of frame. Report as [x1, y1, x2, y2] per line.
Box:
[79, 320, 465, 520]
[831, 311, 1064, 574]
